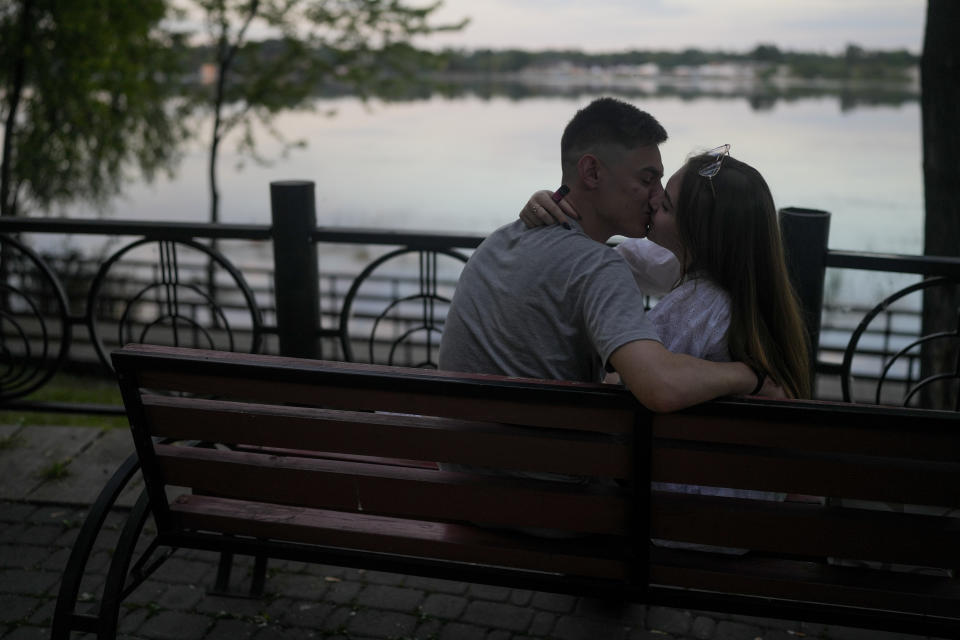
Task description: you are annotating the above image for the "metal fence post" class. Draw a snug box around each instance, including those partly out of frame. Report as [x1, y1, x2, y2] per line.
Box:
[779, 207, 831, 382]
[270, 180, 320, 359]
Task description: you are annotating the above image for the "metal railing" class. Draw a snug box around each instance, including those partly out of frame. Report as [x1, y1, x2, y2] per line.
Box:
[817, 251, 960, 408]
[1, 182, 957, 413]
[0, 185, 480, 413]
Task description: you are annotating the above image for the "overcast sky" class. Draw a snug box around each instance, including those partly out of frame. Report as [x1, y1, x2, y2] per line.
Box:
[416, 0, 927, 54]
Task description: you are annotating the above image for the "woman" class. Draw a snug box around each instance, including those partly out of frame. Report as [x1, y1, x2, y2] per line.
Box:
[524, 148, 813, 551]
[522, 145, 811, 399]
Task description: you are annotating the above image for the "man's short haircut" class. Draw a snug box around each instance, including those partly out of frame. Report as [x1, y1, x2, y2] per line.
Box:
[560, 97, 667, 173]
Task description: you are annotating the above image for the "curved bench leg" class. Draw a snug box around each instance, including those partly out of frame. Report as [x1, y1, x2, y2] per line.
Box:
[51, 452, 141, 640]
[97, 489, 152, 640]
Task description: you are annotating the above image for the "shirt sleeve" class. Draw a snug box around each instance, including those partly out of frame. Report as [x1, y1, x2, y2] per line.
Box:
[576, 250, 663, 369]
[614, 238, 682, 297]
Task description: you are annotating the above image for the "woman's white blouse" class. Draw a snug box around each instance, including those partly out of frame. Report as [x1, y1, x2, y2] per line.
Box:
[616, 237, 784, 556]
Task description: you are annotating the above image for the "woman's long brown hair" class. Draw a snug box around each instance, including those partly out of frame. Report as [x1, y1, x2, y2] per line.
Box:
[674, 153, 811, 398]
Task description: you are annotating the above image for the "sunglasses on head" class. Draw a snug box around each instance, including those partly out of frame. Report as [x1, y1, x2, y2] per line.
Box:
[698, 144, 730, 198]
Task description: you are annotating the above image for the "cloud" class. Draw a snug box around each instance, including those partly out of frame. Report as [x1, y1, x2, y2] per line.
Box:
[422, 0, 924, 53]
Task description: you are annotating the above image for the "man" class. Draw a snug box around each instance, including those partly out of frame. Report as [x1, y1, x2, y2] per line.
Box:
[439, 97, 778, 411]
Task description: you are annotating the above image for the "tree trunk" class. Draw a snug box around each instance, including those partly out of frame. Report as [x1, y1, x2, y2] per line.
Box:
[206, 1, 257, 226]
[208, 111, 221, 225]
[206, 60, 225, 313]
[920, 0, 960, 410]
[208, 40, 227, 227]
[1, 0, 34, 218]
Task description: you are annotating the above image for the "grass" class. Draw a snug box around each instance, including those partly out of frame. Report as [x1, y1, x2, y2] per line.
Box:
[38, 458, 72, 481]
[0, 433, 25, 450]
[0, 372, 128, 429]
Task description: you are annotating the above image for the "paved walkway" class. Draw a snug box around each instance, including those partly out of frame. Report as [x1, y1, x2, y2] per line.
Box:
[0, 423, 942, 640]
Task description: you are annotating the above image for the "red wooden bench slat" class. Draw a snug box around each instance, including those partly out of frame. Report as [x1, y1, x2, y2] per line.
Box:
[651, 491, 960, 569]
[652, 444, 960, 507]
[156, 444, 631, 535]
[231, 445, 440, 470]
[137, 370, 635, 433]
[142, 395, 631, 478]
[169, 494, 629, 580]
[650, 548, 960, 619]
[653, 411, 960, 462]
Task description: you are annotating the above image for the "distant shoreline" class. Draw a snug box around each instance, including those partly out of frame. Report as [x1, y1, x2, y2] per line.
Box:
[431, 68, 920, 94]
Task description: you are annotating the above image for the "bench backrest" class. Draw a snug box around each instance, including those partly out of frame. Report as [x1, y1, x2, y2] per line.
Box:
[112, 344, 646, 587]
[649, 398, 960, 629]
[653, 399, 960, 556]
[113, 344, 960, 632]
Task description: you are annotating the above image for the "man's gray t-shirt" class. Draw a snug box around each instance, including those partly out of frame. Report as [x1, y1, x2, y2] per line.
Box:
[439, 219, 660, 382]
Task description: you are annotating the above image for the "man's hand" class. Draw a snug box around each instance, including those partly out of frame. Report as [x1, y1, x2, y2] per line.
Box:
[755, 375, 787, 399]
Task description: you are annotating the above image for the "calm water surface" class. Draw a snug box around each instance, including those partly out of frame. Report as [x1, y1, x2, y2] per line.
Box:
[58, 92, 923, 305]
[73, 93, 922, 252]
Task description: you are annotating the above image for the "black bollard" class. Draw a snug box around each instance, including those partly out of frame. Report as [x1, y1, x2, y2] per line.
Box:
[271, 181, 320, 359]
[779, 207, 831, 383]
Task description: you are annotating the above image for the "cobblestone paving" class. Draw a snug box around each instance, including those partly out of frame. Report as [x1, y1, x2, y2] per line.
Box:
[0, 424, 945, 640]
[0, 500, 942, 640]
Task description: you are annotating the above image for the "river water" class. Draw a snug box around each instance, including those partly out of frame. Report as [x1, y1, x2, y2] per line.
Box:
[56, 88, 923, 306]
[66, 91, 921, 247]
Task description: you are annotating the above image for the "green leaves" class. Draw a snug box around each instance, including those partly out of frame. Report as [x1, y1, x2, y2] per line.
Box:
[0, 0, 467, 219]
[0, 0, 188, 216]
[188, 0, 466, 221]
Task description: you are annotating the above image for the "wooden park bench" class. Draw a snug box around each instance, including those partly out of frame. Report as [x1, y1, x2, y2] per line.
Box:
[52, 344, 960, 638]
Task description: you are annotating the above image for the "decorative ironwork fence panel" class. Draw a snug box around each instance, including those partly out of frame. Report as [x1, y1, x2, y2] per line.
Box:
[85, 238, 263, 371]
[0, 215, 481, 411]
[0, 235, 72, 401]
[2, 205, 959, 413]
[338, 247, 469, 368]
